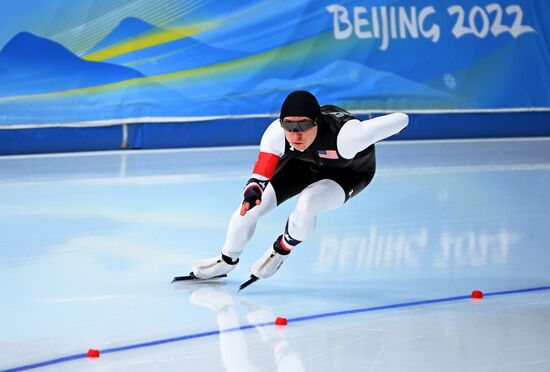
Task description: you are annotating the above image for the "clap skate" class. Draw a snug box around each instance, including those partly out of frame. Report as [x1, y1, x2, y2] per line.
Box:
[172, 254, 238, 283]
[239, 236, 290, 291]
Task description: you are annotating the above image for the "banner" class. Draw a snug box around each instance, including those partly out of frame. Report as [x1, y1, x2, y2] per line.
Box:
[0, 0, 549, 127]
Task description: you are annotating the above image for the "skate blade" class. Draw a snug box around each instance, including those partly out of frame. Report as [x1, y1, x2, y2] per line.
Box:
[172, 272, 227, 283]
[238, 275, 259, 292]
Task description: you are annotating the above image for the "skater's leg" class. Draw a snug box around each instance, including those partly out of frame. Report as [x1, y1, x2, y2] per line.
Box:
[284, 178, 346, 247]
[221, 183, 278, 260]
[250, 179, 345, 279]
[192, 185, 277, 279]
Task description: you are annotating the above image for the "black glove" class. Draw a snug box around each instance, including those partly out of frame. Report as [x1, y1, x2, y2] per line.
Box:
[240, 178, 269, 215]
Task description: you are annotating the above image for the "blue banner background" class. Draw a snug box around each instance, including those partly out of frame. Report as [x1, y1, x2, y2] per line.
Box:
[0, 0, 548, 126]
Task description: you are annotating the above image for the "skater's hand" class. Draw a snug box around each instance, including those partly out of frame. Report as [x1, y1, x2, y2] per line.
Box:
[241, 185, 262, 216]
[240, 178, 268, 216]
[240, 198, 261, 216]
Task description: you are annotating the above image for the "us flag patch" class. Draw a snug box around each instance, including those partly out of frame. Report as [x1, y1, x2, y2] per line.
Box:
[318, 150, 339, 159]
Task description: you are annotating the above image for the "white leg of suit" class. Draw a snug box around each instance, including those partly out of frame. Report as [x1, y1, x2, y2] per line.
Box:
[249, 179, 346, 279]
[285, 179, 346, 242]
[221, 183, 278, 259]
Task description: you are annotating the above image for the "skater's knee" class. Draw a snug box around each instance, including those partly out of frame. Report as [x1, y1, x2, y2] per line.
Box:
[294, 189, 320, 217]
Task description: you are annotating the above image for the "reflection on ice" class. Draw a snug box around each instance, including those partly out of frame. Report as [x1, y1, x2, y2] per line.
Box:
[436, 229, 518, 268]
[179, 284, 305, 372]
[315, 226, 519, 272]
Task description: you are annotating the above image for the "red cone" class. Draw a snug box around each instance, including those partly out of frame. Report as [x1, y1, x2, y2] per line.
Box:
[87, 349, 100, 358]
[471, 290, 483, 299]
[275, 317, 288, 326]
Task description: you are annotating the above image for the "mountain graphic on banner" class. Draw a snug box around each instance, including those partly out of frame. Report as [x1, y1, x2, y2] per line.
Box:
[85, 17, 157, 55]
[85, 17, 243, 76]
[252, 60, 452, 103]
[0, 32, 144, 97]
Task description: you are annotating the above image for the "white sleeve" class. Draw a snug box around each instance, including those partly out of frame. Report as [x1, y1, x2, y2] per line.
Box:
[250, 119, 285, 180]
[336, 113, 408, 159]
[259, 119, 285, 156]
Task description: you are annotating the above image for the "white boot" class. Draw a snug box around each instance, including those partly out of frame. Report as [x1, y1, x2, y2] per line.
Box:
[250, 247, 288, 279]
[192, 255, 238, 279]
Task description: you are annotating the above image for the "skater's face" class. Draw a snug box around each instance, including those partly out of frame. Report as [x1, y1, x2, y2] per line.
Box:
[282, 116, 318, 152]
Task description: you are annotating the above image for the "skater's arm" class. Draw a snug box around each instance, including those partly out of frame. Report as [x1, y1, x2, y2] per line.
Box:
[252, 119, 285, 179]
[241, 120, 285, 216]
[336, 113, 408, 159]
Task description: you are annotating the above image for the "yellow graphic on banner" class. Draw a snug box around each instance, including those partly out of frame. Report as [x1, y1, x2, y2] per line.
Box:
[83, 22, 216, 61]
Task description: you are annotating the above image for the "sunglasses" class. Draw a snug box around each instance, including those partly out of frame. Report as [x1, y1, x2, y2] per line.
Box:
[279, 119, 317, 132]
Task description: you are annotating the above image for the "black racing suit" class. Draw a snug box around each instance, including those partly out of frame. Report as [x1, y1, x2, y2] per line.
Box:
[271, 105, 376, 204]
